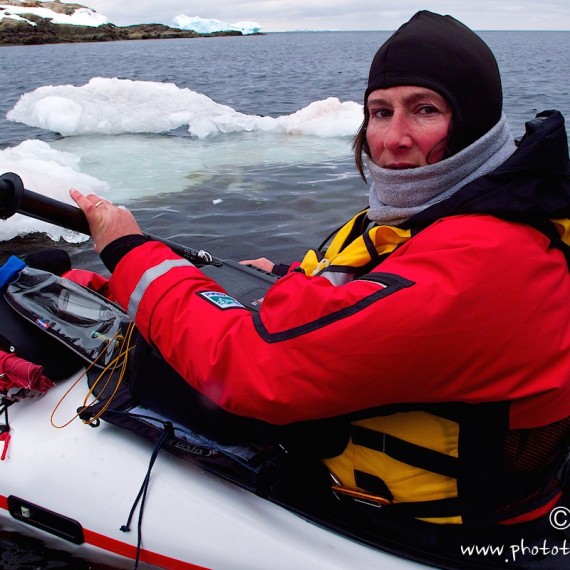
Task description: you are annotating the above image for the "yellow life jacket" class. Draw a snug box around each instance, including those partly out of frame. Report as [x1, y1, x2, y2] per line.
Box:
[323, 402, 570, 526]
[324, 410, 463, 524]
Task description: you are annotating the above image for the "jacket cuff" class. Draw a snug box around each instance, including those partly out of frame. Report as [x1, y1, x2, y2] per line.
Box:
[272, 263, 292, 276]
[100, 234, 149, 272]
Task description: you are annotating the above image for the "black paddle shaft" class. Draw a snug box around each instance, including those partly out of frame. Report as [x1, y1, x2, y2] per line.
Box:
[0, 172, 222, 266]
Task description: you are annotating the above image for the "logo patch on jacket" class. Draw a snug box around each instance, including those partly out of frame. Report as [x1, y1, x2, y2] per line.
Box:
[199, 291, 245, 310]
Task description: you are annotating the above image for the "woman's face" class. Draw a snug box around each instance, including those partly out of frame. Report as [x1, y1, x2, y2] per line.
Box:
[366, 86, 452, 168]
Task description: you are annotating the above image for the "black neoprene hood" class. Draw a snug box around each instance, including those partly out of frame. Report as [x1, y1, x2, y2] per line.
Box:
[366, 11, 503, 154]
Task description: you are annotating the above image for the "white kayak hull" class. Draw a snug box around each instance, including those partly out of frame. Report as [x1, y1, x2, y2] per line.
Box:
[0, 371, 423, 570]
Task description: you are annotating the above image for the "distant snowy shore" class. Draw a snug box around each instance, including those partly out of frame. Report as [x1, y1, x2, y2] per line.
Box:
[0, 1, 262, 45]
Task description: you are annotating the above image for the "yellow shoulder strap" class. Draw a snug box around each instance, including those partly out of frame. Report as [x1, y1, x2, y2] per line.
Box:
[300, 211, 411, 276]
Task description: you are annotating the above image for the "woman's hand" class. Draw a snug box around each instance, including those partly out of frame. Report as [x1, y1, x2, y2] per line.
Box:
[70, 188, 143, 252]
[239, 257, 275, 273]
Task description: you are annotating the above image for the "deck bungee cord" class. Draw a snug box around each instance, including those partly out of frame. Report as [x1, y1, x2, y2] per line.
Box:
[119, 422, 174, 570]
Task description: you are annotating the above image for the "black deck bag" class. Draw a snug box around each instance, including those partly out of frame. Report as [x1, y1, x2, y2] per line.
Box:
[0, 257, 89, 380]
[0, 292, 84, 381]
[3, 265, 130, 379]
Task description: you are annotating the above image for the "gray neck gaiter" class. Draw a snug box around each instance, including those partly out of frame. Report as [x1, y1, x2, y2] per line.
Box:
[367, 113, 516, 226]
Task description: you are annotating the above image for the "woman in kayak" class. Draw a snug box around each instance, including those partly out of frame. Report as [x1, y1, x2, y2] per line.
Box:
[71, 10, 570, 567]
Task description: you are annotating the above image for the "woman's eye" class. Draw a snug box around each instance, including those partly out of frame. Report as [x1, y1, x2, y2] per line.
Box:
[372, 108, 392, 118]
[418, 105, 439, 115]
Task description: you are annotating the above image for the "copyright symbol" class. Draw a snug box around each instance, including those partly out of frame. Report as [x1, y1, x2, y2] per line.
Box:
[550, 506, 570, 530]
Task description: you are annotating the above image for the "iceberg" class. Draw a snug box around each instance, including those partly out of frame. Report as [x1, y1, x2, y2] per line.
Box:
[173, 15, 261, 35]
[7, 78, 362, 138]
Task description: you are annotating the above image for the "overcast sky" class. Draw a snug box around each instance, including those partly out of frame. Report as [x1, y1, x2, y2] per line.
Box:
[82, 1, 570, 31]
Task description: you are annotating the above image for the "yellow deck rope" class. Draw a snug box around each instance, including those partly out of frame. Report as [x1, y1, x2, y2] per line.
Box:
[50, 322, 135, 429]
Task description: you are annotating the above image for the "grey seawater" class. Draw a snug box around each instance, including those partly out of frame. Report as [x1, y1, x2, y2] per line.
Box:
[0, 30, 569, 568]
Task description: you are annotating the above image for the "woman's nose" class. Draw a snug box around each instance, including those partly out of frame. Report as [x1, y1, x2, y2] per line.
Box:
[383, 113, 414, 151]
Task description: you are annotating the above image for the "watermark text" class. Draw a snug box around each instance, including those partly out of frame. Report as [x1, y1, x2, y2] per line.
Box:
[461, 539, 570, 563]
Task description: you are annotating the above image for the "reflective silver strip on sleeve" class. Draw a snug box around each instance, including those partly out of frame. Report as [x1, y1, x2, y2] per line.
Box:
[127, 258, 193, 319]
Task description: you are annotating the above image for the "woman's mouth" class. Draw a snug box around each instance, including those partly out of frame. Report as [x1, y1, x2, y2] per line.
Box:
[385, 163, 417, 170]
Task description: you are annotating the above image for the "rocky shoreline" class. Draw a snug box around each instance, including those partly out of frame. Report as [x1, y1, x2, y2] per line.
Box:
[0, 2, 250, 46]
[0, 18, 246, 45]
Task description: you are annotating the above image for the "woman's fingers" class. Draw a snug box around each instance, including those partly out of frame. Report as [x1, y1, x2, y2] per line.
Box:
[70, 188, 142, 252]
